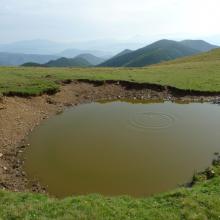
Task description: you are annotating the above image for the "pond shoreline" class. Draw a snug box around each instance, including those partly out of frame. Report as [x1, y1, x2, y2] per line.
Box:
[0, 80, 220, 195]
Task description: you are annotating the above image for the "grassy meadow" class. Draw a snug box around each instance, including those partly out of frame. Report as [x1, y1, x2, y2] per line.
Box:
[0, 49, 220, 96]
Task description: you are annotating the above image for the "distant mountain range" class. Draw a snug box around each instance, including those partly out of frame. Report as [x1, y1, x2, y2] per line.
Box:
[0, 39, 112, 66]
[58, 49, 111, 60]
[22, 56, 99, 67]
[99, 40, 219, 67]
[1, 39, 219, 67]
[0, 52, 59, 66]
[0, 52, 106, 66]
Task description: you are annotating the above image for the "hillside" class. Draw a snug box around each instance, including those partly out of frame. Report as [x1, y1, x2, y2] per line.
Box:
[0, 52, 59, 66]
[180, 40, 219, 52]
[45, 57, 91, 67]
[113, 49, 133, 58]
[22, 57, 92, 67]
[161, 48, 220, 65]
[99, 39, 200, 67]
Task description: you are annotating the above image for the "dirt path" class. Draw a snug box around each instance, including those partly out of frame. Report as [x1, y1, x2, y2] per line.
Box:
[0, 81, 219, 193]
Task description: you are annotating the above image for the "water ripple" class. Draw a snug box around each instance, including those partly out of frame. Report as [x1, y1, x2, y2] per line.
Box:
[130, 112, 176, 130]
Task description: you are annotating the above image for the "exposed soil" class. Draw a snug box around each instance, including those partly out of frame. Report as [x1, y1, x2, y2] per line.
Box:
[0, 80, 220, 194]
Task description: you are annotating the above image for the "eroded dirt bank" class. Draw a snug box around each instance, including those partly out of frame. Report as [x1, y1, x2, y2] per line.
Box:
[0, 81, 220, 193]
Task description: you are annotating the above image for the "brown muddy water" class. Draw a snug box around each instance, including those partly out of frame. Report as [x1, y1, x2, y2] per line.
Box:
[24, 101, 220, 198]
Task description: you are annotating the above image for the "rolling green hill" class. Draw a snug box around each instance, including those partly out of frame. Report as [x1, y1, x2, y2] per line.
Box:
[161, 48, 220, 65]
[99, 39, 215, 67]
[22, 57, 92, 67]
[45, 57, 91, 67]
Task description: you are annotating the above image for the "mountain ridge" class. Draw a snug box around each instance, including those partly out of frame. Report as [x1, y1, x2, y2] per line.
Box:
[75, 54, 106, 65]
[22, 57, 92, 67]
[180, 40, 219, 52]
[99, 39, 218, 67]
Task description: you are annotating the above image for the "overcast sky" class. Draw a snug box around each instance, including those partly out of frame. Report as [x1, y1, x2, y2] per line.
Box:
[0, 0, 220, 44]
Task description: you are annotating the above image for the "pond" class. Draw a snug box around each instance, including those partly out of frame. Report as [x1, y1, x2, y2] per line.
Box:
[24, 101, 220, 198]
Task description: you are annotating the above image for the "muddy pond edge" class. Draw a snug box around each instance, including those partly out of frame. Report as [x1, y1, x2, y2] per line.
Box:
[1, 80, 220, 196]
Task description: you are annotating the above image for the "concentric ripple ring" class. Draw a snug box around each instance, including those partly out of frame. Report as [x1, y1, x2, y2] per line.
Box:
[130, 112, 176, 130]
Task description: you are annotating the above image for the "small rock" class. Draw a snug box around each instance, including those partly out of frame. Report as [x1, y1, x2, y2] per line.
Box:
[3, 167, 8, 171]
[167, 96, 172, 100]
[64, 103, 72, 107]
[46, 98, 57, 105]
[15, 173, 20, 177]
[0, 153, 3, 158]
[56, 109, 63, 115]
[206, 168, 215, 179]
[13, 164, 19, 169]
[213, 99, 220, 105]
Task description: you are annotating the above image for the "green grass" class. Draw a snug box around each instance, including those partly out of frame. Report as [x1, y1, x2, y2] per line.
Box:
[0, 163, 220, 220]
[0, 49, 220, 96]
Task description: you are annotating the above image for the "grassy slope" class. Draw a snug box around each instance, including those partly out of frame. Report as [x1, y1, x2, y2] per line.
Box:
[0, 164, 220, 220]
[0, 49, 220, 96]
[162, 48, 220, 64]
